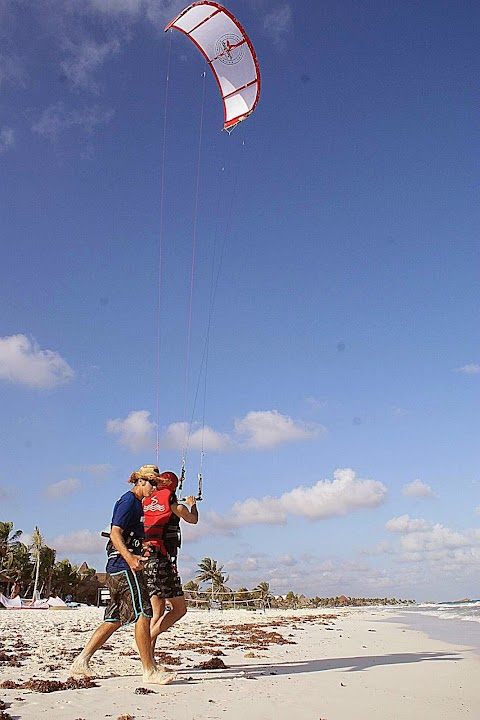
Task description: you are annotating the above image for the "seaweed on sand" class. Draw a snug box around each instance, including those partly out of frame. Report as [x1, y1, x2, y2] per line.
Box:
[194, 657, 229, 669]
[134, 687, 156, 694]
[0, 677, 98, 693]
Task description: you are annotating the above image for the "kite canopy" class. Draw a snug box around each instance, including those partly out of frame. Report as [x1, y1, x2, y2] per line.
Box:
[165, 1, 260, 131]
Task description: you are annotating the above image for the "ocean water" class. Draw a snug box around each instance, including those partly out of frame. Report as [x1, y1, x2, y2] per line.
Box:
[381, 601, 480, 652]
[404, 599, 480, 623]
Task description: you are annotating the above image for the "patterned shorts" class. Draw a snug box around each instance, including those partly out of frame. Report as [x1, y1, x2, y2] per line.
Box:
[143, 554, 184, 599]
[104, 568, 152, 626]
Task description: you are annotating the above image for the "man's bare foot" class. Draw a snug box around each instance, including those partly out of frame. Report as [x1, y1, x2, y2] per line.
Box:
[151, 663, 168, 673]
[70, 657, 94, 677]
[142, 668, 176, 685]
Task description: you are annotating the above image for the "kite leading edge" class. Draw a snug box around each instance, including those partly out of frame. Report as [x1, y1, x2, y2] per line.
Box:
[165, 1, 261, 131]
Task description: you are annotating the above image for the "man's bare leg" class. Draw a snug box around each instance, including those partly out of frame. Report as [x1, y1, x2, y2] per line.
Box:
[133, 597, 165, 658]
[135, 614, 176, 684]
[151, 596, 187, 649]
[70, 621, 120, 676]
[149, 595, 166, 651]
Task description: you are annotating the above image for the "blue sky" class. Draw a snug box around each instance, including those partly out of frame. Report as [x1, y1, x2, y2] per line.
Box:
[1, 0, 478, 601]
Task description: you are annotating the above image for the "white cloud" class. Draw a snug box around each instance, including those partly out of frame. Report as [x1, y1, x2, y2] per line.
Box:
[187, 550, 402, 598]
[234, 410, 325, 449]
[359, 540, 392, 556]
[180, 468, 387, 538]
[224, 556, 261, 573]
[144, 0, 180, 27]
[45, 478, 81, 498]
[86, 0, 196, 28]
[162, 421, 232, 452]
[106, 409, 155, 452]
[0, 334, 74, 388]
[32, 102, 114, 142]
[197, 425, 234, 451]
[455, 363, 480, 375]
[230, 496, 287, 526]
[157, 410, 324, 453]
[61, 38, 120, 91]
[280, 468, 387, 520]
[386, 515, 479, 567]
[385, 515, 432, 533]
[228, 468, 387, 528]
[399, 524, 470, 555]
[403, 479, 435, 498]
[263, 3, 292, 48]
[50, 528, 105, 555]
[181, 510, 238, 543]
[0, 127, 15, 154]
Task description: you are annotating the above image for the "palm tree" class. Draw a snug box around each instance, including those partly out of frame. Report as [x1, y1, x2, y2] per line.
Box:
[285, 590, 298, 608]
[196, 557, 229, 600]
[0, 521, 23, 568]
[9, 543, 33, 595]
[253, 581, 270, 596]
[30, 526, 43, 600]
[253, 581, 271, 608]
[39, 545, 57, 597]
[51, 559, 81, 599]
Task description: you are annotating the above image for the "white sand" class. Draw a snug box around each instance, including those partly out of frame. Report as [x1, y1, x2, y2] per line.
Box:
[1, 606, 479, 719]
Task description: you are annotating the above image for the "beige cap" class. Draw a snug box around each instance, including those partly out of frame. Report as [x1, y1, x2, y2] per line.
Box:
[137, 464, 160, 479]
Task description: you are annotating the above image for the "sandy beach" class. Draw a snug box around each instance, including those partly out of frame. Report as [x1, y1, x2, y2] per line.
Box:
[0, 606, 479, 720]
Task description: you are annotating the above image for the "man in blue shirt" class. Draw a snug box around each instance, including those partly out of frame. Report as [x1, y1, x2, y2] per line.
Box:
[70, 468, 176, 685]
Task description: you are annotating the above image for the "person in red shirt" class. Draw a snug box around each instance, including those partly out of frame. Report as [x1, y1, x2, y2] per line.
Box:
[140, 466, 199, 651]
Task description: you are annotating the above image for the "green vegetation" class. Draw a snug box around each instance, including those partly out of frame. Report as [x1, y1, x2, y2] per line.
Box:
[1, 522, 415, 606]
[0, 520, 100, 602]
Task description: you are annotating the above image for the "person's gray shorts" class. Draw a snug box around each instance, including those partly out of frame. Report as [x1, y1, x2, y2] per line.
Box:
[104, 568, 152, 625]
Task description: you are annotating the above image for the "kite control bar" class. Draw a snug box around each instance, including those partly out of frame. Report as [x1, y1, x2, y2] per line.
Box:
[181, 472, 203, 503]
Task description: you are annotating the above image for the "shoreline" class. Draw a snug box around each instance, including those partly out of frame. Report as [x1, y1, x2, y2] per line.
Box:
[1, 606, 479, 719]
[379, 607, 480, 655]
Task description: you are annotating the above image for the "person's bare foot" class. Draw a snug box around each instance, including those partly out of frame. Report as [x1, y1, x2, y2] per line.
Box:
[142, 667, 176, 685]
[70, 657, 94, 677]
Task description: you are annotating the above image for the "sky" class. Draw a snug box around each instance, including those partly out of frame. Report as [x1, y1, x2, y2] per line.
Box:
[0, 0, 479, 602]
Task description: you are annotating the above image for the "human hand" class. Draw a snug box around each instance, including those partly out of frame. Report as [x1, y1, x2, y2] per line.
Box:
[185, 495, 196, 506]
[128, 554, 148, 572]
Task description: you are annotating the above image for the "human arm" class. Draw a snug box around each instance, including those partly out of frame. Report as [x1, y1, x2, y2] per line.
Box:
[110, 525, 146, 571]
[171, 496, 199, 524]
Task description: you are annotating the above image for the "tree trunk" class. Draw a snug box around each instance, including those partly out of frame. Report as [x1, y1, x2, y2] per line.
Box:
[32, 551, 40, 600]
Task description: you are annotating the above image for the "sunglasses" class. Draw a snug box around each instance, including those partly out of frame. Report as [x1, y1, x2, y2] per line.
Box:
[144, 478, 158, 488]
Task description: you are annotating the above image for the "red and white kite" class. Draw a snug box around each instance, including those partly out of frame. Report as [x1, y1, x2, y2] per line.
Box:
[165, 1, 261, 131]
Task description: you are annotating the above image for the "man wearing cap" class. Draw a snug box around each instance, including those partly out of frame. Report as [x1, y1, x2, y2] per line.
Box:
[70, 468, 175, 685]
[140, 465, 198, 650]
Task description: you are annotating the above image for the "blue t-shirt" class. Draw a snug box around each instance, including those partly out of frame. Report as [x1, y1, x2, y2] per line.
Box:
[106, 490, 145, 573]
